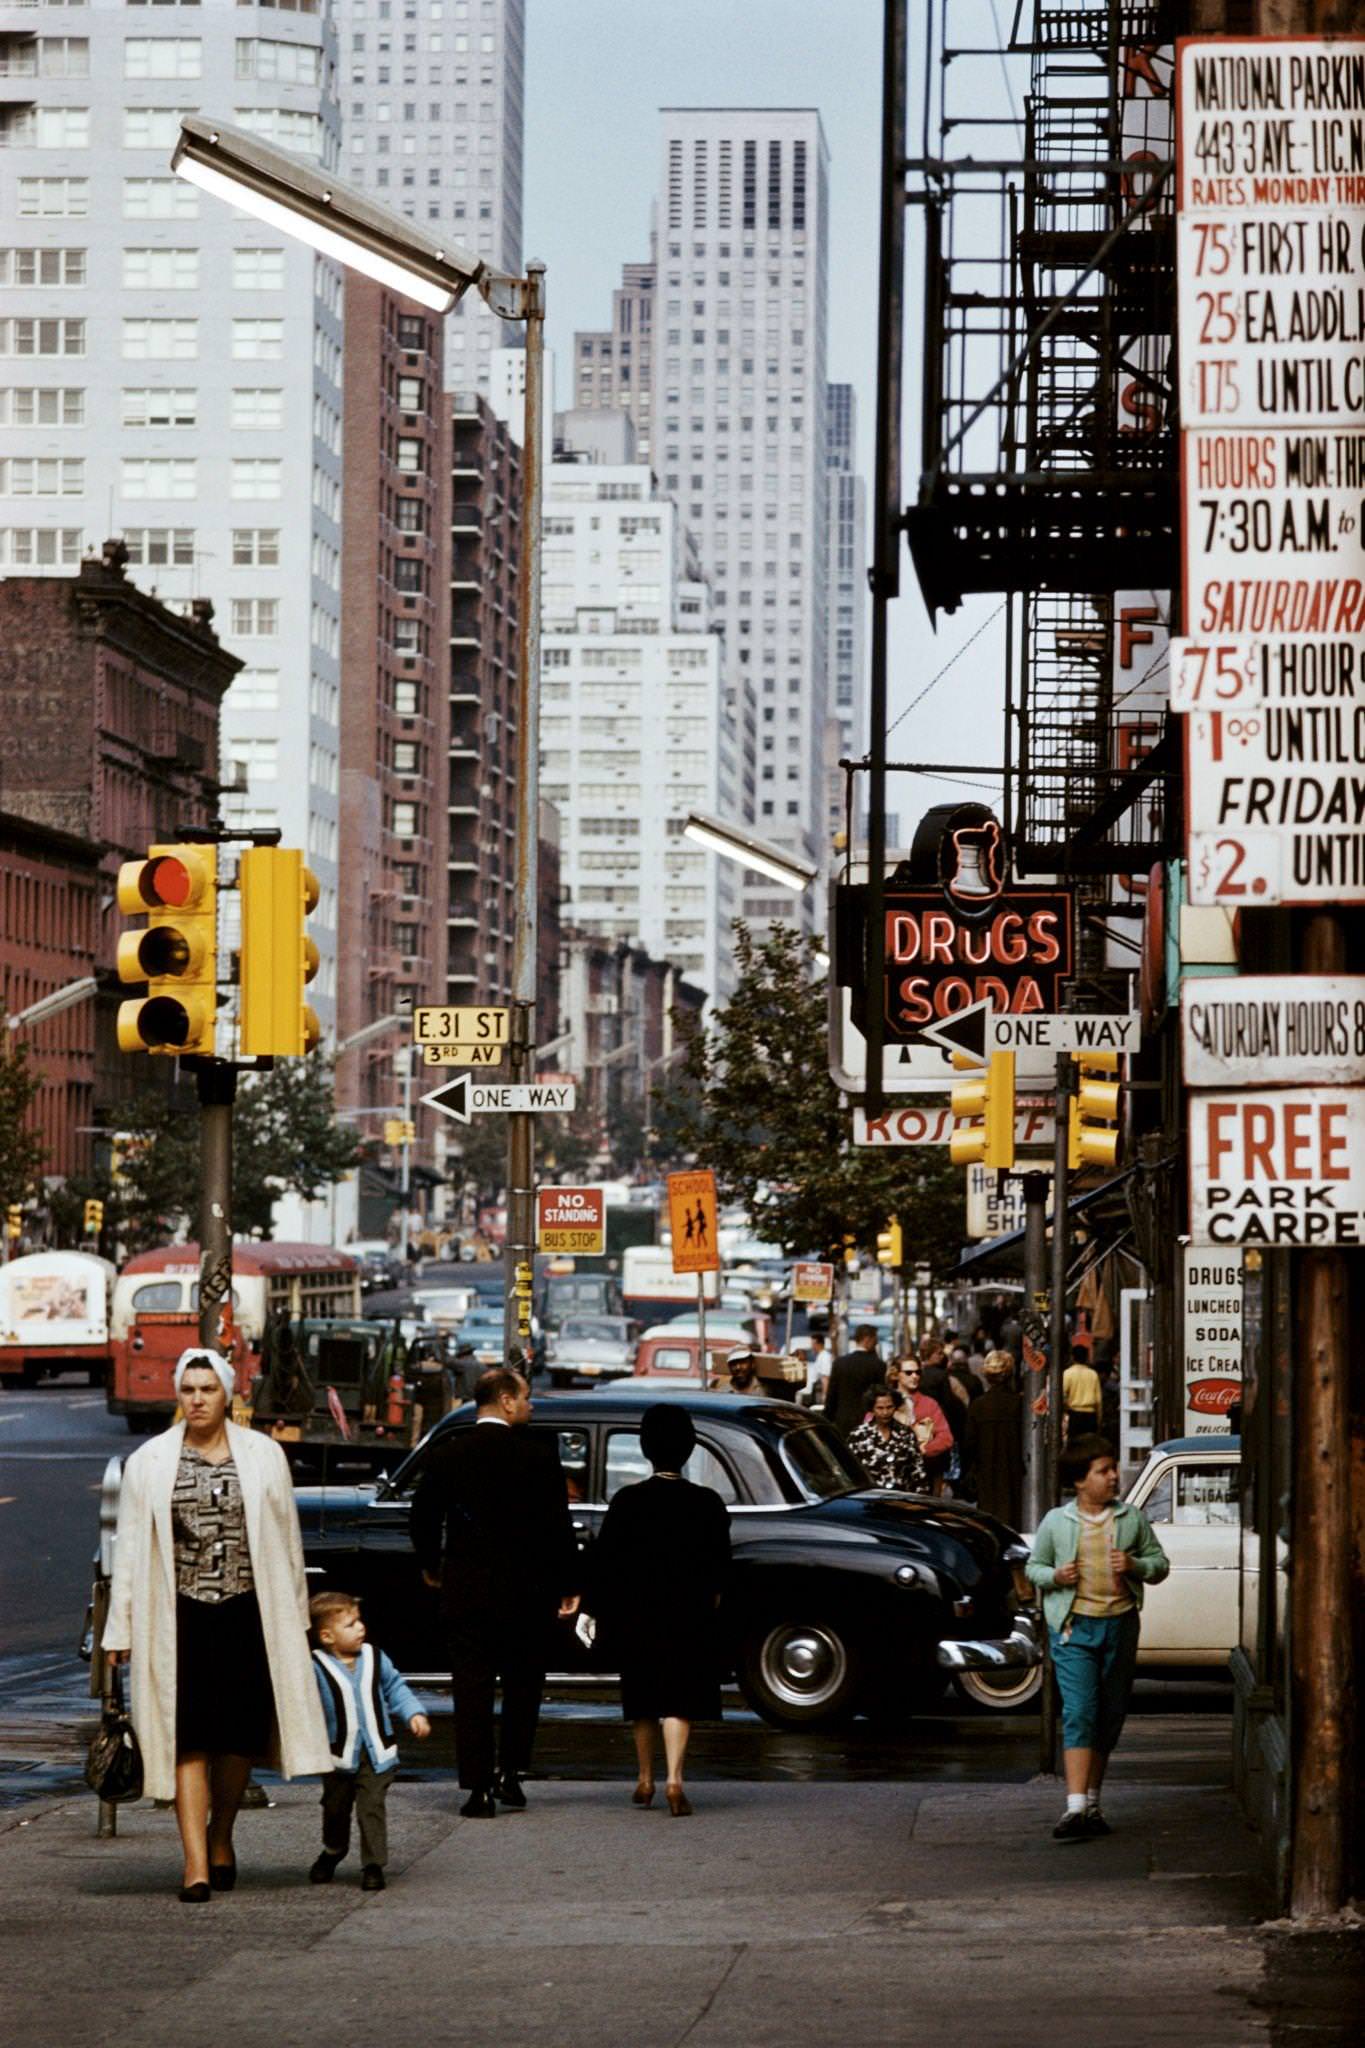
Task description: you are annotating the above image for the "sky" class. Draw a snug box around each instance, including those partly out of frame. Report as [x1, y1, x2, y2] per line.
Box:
[522, 0, 1016, 841]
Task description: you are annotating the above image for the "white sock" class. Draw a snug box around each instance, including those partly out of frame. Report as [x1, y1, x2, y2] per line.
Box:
[1066, 1793, 1087, 1815]
[1085, 1791, 1101, 1814]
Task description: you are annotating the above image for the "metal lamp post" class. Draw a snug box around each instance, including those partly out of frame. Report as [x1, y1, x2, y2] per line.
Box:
[172, 120, 547, 1366]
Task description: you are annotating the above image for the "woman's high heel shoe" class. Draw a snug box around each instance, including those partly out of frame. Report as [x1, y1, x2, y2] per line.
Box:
[178, 1882, 211, 1904]
[208, 1854, 237, 1892]
[631, 1781, 655, 1808]
[665, 1784, 693, 1818]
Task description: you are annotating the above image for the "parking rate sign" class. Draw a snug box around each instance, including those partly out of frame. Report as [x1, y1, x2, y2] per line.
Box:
[667, 1169, 720, 1275]
[536, 1186, 605, 1255]
[1189, 1087, 1365, 1247]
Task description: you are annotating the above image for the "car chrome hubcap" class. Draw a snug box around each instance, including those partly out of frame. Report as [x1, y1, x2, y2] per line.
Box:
[760, 1624, 848, 1709]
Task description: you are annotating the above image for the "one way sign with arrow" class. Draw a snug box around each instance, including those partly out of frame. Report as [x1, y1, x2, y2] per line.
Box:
[917, 999, 1140, 1063]
[420, 1074, 577, 1124]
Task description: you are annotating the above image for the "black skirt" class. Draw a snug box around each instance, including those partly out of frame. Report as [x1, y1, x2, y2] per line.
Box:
[176, 1591, 275, 1758]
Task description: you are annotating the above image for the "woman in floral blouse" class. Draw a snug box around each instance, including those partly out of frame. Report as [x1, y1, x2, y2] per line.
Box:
[848, 1389, 929, 1492]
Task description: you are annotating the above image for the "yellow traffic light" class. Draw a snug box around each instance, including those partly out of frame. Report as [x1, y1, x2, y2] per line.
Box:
[384, 1119, 414, 1146]
[840, 1233, 858, 1270]
[238, 847, 321, 1057]
[876, 1219, 903, 1268]
[83, 1198, 104, 1235]
[116, 844, 217, 1056]
[949, 1051, 1016, 1169]
[1069, 1051, 1122, 1171]
[6, 1205, 21, 1239]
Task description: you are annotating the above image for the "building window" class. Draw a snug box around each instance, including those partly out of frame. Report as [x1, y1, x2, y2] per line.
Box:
[227, 668, 280, 711]
[231, 318, 284, 359]
[230, 387, 284, 428]
[230, 596, 279, 636]
[124, 37, 202, 79]
[0, 247, 86, 285]
[121, 387, 196, 428]
[18, 177, 89, 217]
[0, 527, 83, 567]
[395, 497, 424, 533]
[392, 557, 425, 593]
[0, 316, 86, 357]
[0, 456, 84, 496]
[0, 386, 84, 426]
[123, 176, 197, 218]
[391, 800, 418, 837]
[396, 312, 426, 351]
[395, 435, 423, 473]
[122, 526, 195, 567]
[231, 527, 280, 567]
[232, 106, 325, 160]
[123, 246, 198, 289]
[120, 456, 196, 499]
[397, 373, 424, 411]
[234, 37, 321, 84]
[122, 107, 189, 150]
[230, 458, 283, 499]
[226, 735, 279, 782]
[121, 317, 196, 359]
[1, 107, 90, 149]
[232, 247, 285, 290]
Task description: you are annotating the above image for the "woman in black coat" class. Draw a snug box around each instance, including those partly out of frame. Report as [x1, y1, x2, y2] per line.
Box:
[590, 1405, 730, 1817]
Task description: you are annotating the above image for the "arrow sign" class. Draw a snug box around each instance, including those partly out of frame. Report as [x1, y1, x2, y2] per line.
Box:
[421, 1074, 577, 1124]
[916, 999, 991, 1065]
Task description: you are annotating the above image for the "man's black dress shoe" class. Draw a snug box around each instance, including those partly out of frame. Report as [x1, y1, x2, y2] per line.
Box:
[460, 1788, 498, 1818]
[494, 1773, 527, 1810]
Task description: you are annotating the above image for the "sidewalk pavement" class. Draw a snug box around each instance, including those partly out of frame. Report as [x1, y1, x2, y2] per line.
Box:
[4, 1758, 1330, 2048]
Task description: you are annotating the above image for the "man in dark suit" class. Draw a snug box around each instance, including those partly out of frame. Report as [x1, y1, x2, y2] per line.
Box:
[411, 1367, 580, 1816]
[823, 1324, 885, 1438]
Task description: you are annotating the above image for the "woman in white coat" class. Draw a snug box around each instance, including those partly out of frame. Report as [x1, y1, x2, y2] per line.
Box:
[103, 1350, 332, 1901]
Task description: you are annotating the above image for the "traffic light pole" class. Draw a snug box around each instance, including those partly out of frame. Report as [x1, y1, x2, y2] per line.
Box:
[1020, 1170, 1050, 1532]
[503, 264, 546, 1369]
[195, 1060, 236, 1354]
[1039, 1053, 1073, 1777]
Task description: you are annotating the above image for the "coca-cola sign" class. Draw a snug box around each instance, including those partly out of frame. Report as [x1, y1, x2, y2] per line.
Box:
[1187, 1377, 1240, 1415]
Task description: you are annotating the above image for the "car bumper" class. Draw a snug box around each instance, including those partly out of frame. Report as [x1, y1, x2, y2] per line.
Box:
[935, 1610, 1042, 1673]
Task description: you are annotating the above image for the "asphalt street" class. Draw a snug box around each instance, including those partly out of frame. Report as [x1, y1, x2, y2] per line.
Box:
[0, 1378, 125, 1659]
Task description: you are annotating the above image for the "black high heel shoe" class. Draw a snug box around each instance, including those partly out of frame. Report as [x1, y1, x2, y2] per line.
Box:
[178, 1882, 211, 1904]
[208, 1854, 237, 1892]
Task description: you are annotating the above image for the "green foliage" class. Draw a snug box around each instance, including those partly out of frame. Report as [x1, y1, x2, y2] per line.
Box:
[663, 922, 964, 1272]
[0, 1025, 48, 1215]
[113, 1058, 362, 1247]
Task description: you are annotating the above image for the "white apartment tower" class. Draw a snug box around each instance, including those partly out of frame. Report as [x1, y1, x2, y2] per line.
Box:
[655, 108, 830, 927]
[0, 1, 345, 1024]
[539, 459, 740, 1006]
[334, 0, 523, 392]
[825, 380, 866, 850]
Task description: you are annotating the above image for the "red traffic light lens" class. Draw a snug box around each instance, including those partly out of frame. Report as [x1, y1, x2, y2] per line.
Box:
[143, 855, 193, 907]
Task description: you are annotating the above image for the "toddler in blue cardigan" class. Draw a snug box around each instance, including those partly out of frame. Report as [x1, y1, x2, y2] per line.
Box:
[309, 1589, 430, 1891]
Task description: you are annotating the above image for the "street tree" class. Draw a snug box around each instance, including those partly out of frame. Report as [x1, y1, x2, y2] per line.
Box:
[664, 922, 964, 1271]
[0, 1025, 48, 1217]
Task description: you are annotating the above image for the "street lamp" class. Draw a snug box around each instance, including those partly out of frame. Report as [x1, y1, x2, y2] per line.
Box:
[174, 119, 547, 1366]
[682, 810, 818, 894]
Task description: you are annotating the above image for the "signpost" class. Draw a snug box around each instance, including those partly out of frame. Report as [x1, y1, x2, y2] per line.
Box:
[536, 1185, 606, 1256]
[1182, 974, 1365, 1089]
[667, 1169, 720, 1387]
[1188, 1086, 1365, 1247]
[420, 1074, 576, 1125]
[853, 1101, 1056, 1149]
[791, 1260, 834, 1304]
[1181, 1247, 1244, 1436]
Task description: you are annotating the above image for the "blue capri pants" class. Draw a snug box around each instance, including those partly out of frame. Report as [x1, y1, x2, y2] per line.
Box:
[1048, 1609, 1141, 1753]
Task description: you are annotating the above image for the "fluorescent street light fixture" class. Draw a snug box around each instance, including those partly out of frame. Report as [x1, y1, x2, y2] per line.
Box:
[683, 810, 818, 893]
[172, 116, 486, 314]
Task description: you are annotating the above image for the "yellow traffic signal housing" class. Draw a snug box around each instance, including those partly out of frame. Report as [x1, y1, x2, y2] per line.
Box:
[116, 845, 217, 1056]
[876, 1219, 903, 1268]
[949, 1051, 1016, 1170]
[1069, 1051, 1122, 1171]
[6, 1205, 22, 1239]
[238, 847, 321, 1058]
[83, 1197, 104, 1235]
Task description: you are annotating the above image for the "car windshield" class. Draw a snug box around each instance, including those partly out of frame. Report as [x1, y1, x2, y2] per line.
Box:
[776, 1416, 867, 1500]
[559, 1318, 625, 1343]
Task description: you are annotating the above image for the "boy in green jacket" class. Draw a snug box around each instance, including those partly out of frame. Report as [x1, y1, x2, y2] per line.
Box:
[1026, 1433, 1169, 1841]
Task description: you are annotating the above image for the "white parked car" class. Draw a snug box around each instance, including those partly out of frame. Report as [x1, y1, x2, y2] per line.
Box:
[956, 1435, 1242, 1711]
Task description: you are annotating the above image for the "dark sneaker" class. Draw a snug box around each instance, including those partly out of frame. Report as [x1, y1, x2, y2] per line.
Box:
[361, 1864, 386, 1892]
[494, 1773, 527, 1810]
[1052, 1810, 1092, 1842]
[460, 1788, 498, 1818]
[1085, 1811, 1112, 1837]
[309, 1852, 341, 1884]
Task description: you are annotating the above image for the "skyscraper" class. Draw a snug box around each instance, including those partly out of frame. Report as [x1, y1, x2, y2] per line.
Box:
[333, 0, 525, 392]
[655, 110, 830, 931]
[825, 380, 867, 851]
[572, 253, 656, 459]
[0, 7, 345, 1025]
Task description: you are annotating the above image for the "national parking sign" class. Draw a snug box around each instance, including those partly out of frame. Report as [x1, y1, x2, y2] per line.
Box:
[536, 1186, 606, 1255]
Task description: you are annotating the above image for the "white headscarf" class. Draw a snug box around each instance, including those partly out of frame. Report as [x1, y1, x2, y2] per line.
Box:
[173, 1347, 235, 1400]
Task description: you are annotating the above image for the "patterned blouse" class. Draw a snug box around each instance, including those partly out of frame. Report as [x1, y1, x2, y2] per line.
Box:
[847, 1419, 928, 1493]
[172, 1445, 255, 1603]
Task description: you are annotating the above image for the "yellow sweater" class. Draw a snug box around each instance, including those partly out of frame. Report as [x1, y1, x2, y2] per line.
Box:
[1072, 1507, 1134, 1617]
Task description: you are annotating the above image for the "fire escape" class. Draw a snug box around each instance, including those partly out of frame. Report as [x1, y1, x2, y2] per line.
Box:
[905, 0, 1179, 894]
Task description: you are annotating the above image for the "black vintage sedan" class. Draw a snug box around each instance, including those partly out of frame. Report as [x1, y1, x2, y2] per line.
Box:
[294, 1391, 1040, 1727]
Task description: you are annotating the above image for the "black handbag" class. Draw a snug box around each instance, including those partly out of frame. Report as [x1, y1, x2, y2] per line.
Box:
[85, 1665, 144, 1804]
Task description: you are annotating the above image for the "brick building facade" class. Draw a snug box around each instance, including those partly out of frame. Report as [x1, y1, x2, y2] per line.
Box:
[0, 542, 237, 1179]
[339, 282, 451, 1145]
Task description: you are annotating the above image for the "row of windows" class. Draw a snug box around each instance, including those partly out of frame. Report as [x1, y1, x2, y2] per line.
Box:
[0, 459, 298, 501]
[0, 243, 287, 288]
[0, 317, 291, 358]
[0, 105, 327, 158]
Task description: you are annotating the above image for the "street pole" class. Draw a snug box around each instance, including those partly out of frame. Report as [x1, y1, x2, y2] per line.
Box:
[1021, 1170, 1050, 1530]
[1039, 1054, 1072, 1776]
[503, 262, 546, 1368]
[696, 1271, 708, 1389]
[398, 1045, 413, 1264]
[195, 1061, 236, 1354]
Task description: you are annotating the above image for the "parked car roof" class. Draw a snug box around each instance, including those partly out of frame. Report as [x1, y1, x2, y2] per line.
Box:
[1151, 1435, 1239, 1454]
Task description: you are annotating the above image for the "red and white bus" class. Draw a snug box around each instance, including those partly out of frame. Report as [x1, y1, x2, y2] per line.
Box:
[109, 1242, 360, 1432]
